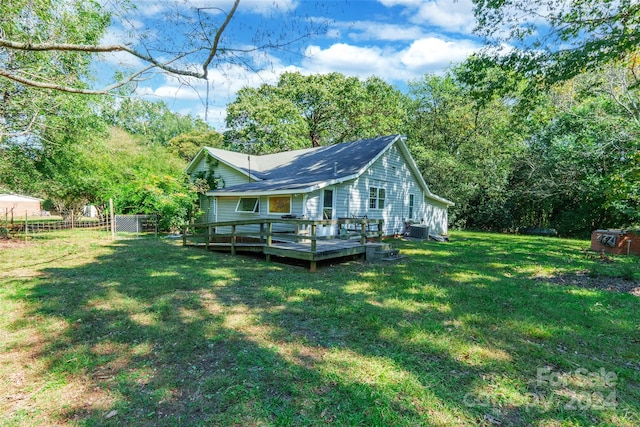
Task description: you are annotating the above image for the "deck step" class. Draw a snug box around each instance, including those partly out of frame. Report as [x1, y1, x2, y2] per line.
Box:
[381, 255, 407, 262]
[376, 249, 400, 257]
[365, 243, 404, 262]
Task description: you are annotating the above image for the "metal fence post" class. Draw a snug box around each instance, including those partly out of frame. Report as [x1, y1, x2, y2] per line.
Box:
[110, 198, 115, 240]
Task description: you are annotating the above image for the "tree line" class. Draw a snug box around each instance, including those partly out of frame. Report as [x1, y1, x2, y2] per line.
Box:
[1, 61, 636, 236]
[1, 0, 637, 235]
[222, 63, 639, 237]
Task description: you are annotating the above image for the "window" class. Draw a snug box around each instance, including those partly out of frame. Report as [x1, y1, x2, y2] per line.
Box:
[323, 189, 334, 219]
[268, 196, 291, 214]
[408, 194, 414, 219]
[236, 197, 259, 213]
[369, 187, 385, 210]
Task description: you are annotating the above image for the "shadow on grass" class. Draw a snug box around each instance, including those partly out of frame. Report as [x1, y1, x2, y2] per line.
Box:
[10, 231, 640, 425]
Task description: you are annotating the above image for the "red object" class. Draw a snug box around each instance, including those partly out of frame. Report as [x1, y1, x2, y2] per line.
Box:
[590, 230, 640, 255]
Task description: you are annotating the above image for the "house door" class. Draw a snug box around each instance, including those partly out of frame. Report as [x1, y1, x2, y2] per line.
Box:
[319, 188, 336, 236]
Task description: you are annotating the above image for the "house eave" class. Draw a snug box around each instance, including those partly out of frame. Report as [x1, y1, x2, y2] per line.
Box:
[206, 174, 359, 198]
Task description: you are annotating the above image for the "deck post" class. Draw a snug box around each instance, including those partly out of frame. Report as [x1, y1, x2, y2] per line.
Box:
[378, 221, 383, 242]
[311, 224, 317, 252]
[266, 221, 272, 262]
[206, 225, 212, 249]
[360, 218, 367, 245]
[231, 225, 236, 256]
[260, 223, 265, 243]
[310, 260, 317, 272]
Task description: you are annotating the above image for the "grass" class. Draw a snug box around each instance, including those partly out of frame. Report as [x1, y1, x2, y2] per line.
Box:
[1, 230, 639, 426]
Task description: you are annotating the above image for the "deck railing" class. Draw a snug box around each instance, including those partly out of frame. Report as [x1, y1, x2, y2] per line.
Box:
[182, 217, 383, 254]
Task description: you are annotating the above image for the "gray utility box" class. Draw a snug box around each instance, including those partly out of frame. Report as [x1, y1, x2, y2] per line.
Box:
[409, 225, 429, 239]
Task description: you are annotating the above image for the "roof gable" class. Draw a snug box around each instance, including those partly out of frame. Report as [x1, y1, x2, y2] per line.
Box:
[187, 135, 399, 188]
[185, 135, 453, 206]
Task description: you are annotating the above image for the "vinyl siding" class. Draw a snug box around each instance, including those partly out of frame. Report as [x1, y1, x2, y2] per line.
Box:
[304, 192, 321, 220]
[211, 194, 304, 234]
[348, 144, 448, 236]
[189, 156, 251, 189]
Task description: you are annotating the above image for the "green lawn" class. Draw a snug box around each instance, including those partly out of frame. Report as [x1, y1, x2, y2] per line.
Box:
[1, 230, 639, 426]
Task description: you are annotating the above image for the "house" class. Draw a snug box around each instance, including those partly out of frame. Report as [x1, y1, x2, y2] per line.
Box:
[0, 193, 44, 217]
[185, 135, 453, 237]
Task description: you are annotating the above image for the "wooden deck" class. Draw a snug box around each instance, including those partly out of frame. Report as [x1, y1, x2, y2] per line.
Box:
[182, 218, 383, 271]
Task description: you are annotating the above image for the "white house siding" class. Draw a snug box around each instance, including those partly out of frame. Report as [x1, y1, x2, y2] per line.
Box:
[348, 144, 448, 236]
[305, 192, 321, 219]
[423, 199, 449, 235]
[190, 156, 251, 189]
[212, 194, 304, 234]
[198, 196, 216, 223]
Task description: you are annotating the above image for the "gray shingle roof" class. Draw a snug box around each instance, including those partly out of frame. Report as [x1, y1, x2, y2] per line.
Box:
[207, 135, 401, 193]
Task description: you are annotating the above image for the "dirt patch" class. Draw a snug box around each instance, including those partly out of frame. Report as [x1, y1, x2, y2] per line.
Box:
[539, 271, 640, 296]
[0, 238, 28, 249]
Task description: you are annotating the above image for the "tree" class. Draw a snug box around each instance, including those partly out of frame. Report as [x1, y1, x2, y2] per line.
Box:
[103, 98, 212, 146]
[506, 69, 640, 235]
[0, 0, 325, 95]
[0, 0, 110, 140]
[472, 0, 640, 86]
[406, 66, 526, 230]
[225, 72, 408, 152]
[76, 127, 196, 231]
[168, 130, 224, 162]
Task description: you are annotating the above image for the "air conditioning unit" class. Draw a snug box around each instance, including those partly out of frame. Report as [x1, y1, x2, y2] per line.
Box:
[409, 225, 429, 239]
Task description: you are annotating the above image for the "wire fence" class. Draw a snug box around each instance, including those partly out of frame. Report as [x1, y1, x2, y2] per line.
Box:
[0, 214, 158, 239]
[114, 214, 158, 237]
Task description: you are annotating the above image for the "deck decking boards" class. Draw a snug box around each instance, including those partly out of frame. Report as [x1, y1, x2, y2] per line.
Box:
[183, 218, 383, 270]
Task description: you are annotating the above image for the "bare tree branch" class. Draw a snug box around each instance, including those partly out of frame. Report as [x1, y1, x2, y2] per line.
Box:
[0, 64, 155, 94]
[0, 1, 239, 93]
[201, 0, 240, 79]
[0, 0, 325, 98]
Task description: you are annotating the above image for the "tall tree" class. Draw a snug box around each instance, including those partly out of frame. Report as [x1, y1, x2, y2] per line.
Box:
[168, 130, 224, 162]
[103, 98, 211, 146]
[0, 0, 109, 141]
[472, 0, 640, 86]
[225, 72, 408, 152]
[406, 66, 526, 230]
[507, 68, 640, 235]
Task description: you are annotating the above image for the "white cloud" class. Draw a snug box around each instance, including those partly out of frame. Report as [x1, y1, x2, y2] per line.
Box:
[378, 0, 423, 6]
[303, 44, 387, 75]
[378, 0, 477, 34]
[400, 37, 478, 69]
[302, 37, 481, 81]
[412, 0, 476, 33]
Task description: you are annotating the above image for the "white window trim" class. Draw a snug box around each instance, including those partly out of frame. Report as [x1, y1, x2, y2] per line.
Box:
[322, 188, 335, 220]
[369, 186, 386, 210]
[268, 195, 292, 215]
[408, 193, 415, 220]
[236, 197, 259, 213]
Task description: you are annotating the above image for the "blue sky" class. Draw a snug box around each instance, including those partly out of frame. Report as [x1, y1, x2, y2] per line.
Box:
[99, 0, 484, 130]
